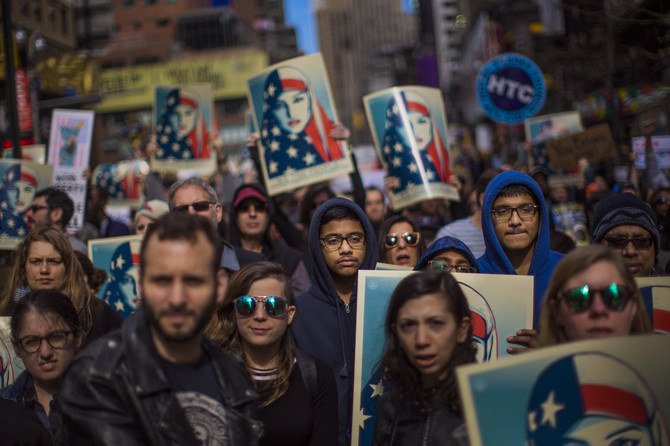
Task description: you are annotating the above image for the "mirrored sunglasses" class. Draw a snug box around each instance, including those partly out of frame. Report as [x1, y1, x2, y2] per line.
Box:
[559, 283, 631, 313]
[234, 295, 287, 318]
[385, 232, 420, 248]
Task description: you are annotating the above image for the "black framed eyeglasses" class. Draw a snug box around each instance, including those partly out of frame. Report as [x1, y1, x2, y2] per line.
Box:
[17, 330, 72, 353]
[234, 295, 287, 318]
[385, 232, 420, 248]
[427, 260, 476, 273]
[558, 283, 631, 313]
[491, 204, 538, 222]
[172, 200, 215, 213]
[603, 236, 653, 251]
[29, 204, 49, 213]
[319, 233, 366, 251]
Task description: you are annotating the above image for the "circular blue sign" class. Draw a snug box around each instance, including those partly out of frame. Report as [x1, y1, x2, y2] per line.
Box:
[475, 53, 546, 125]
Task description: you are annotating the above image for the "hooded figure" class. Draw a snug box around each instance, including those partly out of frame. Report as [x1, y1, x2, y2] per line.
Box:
[478, 170, 564, 327]
[228, 183, 310, 296]
[156, 88, 210, 160]
[414, 235, 478, 271]
[291, 197, 378, 446]
[0, 163, 38, 239]
[101, 239, 141, 318]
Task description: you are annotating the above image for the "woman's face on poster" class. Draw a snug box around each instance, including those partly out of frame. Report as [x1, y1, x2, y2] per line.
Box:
[171, 104, 198, 138]
[119, 265, 140, 308]
[272, 89, 311, 134]
[398, 110, 432, 151]
[563, 416, 654, 446]
[8, 179, 36, 212]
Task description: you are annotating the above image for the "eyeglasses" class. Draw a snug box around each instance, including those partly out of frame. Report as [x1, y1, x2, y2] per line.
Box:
[385, 232, 420, 248]
[427, 260, 476, 273]
[172, 200, 215, 213]
[653, 196, 670, 206]
[29, 204, 49, 213]
[319, 233, 366, 251]
[491, 204, 538, 222]
[17, 330, 72, 353]
[603, 236, 653, 251]
[238, 200, 267, 213]
[559, 283, 631, 313]
[234, 295, 287, 318]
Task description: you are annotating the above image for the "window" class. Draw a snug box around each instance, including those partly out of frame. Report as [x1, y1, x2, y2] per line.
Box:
[60, 7, 68, 34]
[134, 21, 142, 30]
[123, 0, 135, 8]
[156, 17, 170, 27]
[34, 0, 42, 22]
[145, 0, 157, 5]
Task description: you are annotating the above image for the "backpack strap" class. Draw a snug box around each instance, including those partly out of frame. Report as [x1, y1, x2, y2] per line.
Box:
[294, 348, 318, 401]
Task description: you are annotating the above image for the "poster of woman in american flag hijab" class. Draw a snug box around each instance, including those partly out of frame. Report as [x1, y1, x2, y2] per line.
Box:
[91, 159, 150, 208]
[153, 85, 215, 175]
[247, 53, 353, 195]
[0, 160, 53, 249]
[364, 86, 459, 209]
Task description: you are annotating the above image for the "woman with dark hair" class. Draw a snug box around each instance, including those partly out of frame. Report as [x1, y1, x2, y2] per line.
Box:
[0, 289, 82, 441]
[538, 245, 650, 346]
[0, 226, 121, 344]
[209, 261, 338, 446]
[374, 271, 475, 445]
[378, 215, 425, 267]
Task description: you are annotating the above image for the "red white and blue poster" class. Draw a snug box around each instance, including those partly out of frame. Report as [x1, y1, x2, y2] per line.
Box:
[364, 86, 459, 209]
[247, 53, 353, 195]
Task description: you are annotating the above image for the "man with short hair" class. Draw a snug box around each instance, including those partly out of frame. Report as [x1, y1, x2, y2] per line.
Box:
[592, 192, 661, 277]
[59, 213, 260, 444]
[227, 184, 310, 296]
[168, 177, 264, 279]
[364, 186, 386, 234]
[478, 170, 564, 330]
[26, 187, 87, 253]
[291, 197, 377, 446]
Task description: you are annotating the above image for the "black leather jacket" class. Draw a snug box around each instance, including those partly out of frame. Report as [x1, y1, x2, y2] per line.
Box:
[58, 309, 261, 445]
[373, 392, 466, 446]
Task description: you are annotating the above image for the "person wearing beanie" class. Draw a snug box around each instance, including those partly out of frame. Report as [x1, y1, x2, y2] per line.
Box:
[133, 199, 169, 235]
[591, 192, 661, 277]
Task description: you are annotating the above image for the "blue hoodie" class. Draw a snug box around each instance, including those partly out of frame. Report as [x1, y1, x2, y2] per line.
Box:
[414, 235, 478, 271]
[477, 170, 564, 327]
[290, 197, 378, 446]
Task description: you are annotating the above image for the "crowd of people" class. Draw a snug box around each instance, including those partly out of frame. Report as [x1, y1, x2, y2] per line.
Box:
[0, 119, 667, 446]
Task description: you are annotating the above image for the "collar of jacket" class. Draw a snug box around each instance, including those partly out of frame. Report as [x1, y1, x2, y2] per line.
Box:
[117, 308, 257, 407]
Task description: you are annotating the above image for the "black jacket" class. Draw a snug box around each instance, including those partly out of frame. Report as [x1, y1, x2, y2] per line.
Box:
[58, 309, 261, 445]
[373, 393, 466, 446]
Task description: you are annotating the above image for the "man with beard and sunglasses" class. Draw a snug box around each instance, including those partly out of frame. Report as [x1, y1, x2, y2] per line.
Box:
[591, 192, 662, 277]
[478, 171, 564, 351]
[59, 213, 261, 445]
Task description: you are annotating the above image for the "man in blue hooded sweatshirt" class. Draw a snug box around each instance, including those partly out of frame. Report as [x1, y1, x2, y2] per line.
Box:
[478, 170, 564, 339]
[291, 197, 378, 446]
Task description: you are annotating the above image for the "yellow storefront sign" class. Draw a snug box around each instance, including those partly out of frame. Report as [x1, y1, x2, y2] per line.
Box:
[96, 48, 269, 113]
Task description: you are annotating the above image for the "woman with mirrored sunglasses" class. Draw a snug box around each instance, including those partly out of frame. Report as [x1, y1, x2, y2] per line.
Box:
[209, 261, 338, 446]
[0, 289, 82, 442]
[538, 245, 650, 346]
[377, 215, 425, 268]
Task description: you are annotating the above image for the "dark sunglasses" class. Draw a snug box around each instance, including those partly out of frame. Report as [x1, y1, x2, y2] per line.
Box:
[603, 236, 653, 250]
[29, 204, 49, 213]
[172, 200, 214, 213]
[385, 232, 420, 248]
[234, 295, 287, 318]
[559, 283, 631, 313]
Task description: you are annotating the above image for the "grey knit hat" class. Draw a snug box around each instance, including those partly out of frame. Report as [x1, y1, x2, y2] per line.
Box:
[591, 193, 660, 253]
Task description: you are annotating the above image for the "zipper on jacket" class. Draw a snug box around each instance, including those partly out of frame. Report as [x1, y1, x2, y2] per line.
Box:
[422, 411, 432, 446]
[344, 303, 350, 313]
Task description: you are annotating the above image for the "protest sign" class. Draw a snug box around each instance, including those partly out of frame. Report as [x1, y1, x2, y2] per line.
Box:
[0, 160, 53, 249]
[352, 270, 533, 445]
[457, 335, 670, 446]
[636, 276, 670, 333]
[247, 53, 352, 195]
[47, 109, 95, 232]
[153, 84, 216, 175]
[524, 111, 583, 145]
[476, 53, 546, 125]
[545, 123, 615, 169]
[89, 235, 143, 318]
[364, 86, 459, 209]
[91, 159, 150, 208]
[632, 135, 670, 169]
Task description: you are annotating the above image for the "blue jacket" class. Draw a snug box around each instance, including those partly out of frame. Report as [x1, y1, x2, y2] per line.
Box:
[477, 170, 564, 327]
[290, 197, 378, 446]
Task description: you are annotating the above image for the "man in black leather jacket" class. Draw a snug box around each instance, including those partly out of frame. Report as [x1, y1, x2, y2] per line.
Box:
[58, 213, 261, 445]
